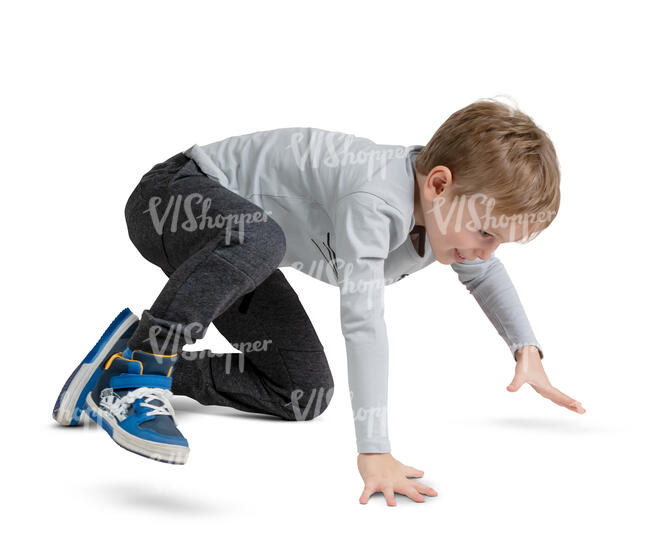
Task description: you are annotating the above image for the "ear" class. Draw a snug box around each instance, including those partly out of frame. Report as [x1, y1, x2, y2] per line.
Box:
[424, 166, 453, 200]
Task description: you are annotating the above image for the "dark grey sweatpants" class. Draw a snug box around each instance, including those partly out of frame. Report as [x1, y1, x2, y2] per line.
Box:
[123, 152, 334, 421]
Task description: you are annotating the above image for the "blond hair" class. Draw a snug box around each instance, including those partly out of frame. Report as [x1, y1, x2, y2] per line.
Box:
[415, 97, 561, 242]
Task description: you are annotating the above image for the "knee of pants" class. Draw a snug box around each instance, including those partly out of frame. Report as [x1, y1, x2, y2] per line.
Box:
[280, 350, 335, 421]
[284, 383, 335, 421]
[124, 184, 170, 270]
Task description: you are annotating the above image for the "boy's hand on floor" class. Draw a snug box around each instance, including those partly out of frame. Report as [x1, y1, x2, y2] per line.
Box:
[357, 453, 437, 506]
[507, 346, 586, 414]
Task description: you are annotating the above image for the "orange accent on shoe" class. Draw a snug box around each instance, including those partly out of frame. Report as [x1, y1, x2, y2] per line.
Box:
[104, 351, 144, 374]
[104, 352, 122, 370]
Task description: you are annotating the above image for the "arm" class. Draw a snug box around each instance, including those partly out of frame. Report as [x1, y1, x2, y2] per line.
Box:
[450, 253, 544, 361]
[451, 254, 585, 414]
[335, 192, 438, 505]
[333, 192, 393, 454]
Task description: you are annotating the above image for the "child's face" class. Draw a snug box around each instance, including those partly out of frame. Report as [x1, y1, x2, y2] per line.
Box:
[416, 167, 529, 265]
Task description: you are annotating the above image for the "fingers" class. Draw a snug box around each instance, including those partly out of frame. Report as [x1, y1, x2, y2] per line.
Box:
[383, 487, 397, 506]
[507, 368, 586, 414]
[359, 481, 437, 505]
[359, 485, 374, 504]
[394, 484, 426, 503]
[360, 484, 397, 506]
[531, 383, 586, 414]
[403, 465, 425, 478]
[413, 481, 438, 497]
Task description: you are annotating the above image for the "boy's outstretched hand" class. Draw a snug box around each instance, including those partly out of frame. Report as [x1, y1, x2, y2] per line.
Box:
[507, 346, 586, 414]
[357, 453, 437, 506]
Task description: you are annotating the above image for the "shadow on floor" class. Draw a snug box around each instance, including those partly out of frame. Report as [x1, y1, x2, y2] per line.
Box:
[82, 481, 221, 516]
[473, 416, 617, 434]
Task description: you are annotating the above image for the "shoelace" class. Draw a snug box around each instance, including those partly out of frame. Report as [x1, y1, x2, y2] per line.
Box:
[103, 387, 176, 421]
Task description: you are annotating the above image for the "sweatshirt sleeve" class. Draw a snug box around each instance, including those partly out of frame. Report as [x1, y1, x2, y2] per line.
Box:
[333, 192, 398, 454]
[451, 254, 544, 360]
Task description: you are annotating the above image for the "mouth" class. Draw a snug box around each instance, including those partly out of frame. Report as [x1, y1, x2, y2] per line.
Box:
[454, 248, 466, 262]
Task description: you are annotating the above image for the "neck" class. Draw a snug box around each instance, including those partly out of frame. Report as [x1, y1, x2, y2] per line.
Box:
[413, 171, 426, 227]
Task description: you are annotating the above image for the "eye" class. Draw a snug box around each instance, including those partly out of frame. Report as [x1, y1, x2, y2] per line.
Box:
[479, 230, 492, 238]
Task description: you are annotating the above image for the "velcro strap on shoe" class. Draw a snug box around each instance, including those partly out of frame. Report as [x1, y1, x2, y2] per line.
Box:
[109, 373, 172, 390]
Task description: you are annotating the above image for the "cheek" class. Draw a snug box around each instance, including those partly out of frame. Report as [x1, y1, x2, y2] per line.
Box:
[431, 228, 472, 249]
[456, 233, 476, 249]
[437, 232, 461, 247]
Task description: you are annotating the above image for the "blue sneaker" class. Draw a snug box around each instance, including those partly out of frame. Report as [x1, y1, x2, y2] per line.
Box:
[83, 349, 189, 465]
[52, 308, 139, 426]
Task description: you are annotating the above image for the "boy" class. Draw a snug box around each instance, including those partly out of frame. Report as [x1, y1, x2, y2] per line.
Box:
[52, 98, 585, 506]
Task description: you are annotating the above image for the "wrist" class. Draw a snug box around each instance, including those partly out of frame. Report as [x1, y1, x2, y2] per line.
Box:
[515, 345, 540, 360]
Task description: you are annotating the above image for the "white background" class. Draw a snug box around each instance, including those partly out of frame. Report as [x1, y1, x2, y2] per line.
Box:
[2, 0, 648, 543]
